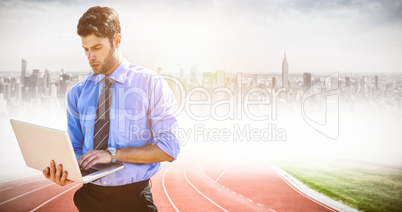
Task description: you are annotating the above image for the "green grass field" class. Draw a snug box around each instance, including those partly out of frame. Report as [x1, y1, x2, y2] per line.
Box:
[276, 159, 402, 212]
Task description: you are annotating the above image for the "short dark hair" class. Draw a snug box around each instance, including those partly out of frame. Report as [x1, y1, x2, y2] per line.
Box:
[77, 6, 121, 44]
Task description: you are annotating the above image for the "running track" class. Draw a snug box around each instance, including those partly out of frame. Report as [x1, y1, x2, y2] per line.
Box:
[0, 159, 338, 212]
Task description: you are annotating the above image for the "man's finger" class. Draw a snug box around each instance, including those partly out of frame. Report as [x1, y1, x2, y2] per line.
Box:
[43, 167, 50, 179]
[55, 164, 62, 183]
[60, 171, 68, 183]
[78, 150, 94, 167]
[83, 159, 98, 170]
[81, 153, 99, 169]
[49, 160, 55, 181]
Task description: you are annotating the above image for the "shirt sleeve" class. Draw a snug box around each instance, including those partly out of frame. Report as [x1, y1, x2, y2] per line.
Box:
[148, 75, 181, 161]
[66, 86, 85, 155]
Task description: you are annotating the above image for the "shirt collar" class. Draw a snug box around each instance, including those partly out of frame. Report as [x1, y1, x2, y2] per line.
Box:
[93, 58, 130, 85]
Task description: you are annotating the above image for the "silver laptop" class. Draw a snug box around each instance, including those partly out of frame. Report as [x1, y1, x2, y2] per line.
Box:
[10, 119, 124, 184]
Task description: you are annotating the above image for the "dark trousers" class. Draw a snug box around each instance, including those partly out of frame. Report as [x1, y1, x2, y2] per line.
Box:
[74, 179, 158, 212]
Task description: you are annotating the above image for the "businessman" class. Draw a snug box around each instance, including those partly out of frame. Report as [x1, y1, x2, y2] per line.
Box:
[42, 6, 180, 211]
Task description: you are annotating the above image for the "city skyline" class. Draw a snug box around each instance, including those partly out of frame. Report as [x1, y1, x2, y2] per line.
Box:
[1, 56, 400, 115]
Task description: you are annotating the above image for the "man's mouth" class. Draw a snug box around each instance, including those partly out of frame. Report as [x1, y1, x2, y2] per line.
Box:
[90, 64, 99, 69]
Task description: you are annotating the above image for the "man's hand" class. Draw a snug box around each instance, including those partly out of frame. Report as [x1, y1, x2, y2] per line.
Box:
[78, 150, 112, 170]
[43, 160, 74, 186]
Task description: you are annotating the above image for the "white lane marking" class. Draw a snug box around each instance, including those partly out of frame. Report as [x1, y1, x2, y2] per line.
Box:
[0, 187, 12, 192]
[162, 164, 180, 212]
[215, 162, 233, 183]
[0, 183, 53, 206]
[201, 163, 215, 182]
[30, 183, 81, 212]
[0, 178, 45, 193]
[269, 209, 277, 212]
[0, 175, 43, 185]
[266, 162, 337, 212]
[184, 165, 228, 212]
[201, 161, 274, 210]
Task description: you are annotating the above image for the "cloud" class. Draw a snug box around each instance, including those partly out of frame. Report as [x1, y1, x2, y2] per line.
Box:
[0, 0, 401, 73]
[204, 0, 402, 27]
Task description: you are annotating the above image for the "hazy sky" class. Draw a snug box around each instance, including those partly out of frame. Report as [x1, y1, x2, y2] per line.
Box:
[0, 0, 401, 74]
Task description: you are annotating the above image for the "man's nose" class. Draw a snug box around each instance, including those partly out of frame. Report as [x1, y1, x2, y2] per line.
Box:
[87, 51, 96, 61]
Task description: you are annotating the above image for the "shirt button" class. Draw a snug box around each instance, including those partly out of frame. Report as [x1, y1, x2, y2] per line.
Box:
[103, 181, 107, 185]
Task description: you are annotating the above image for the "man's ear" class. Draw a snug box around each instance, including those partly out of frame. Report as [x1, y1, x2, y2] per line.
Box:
[113, 34, 122, 48]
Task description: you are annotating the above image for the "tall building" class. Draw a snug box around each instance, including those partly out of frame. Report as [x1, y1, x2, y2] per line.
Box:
[202, 72, 213, 89]
[345, 77, 351, 88]
[375, 75, 378, 91]
[0, 80, 4, 95]
[21, 59, 27, 85]
[215, 70, 226, 87]
[331, 76, 338, 90]
[249, 74, 257, 87]
[272, 77, 277, 89]
[190, 66, 198, 86]
[303, 72, 312, 91]
[282, 52, 288, 88]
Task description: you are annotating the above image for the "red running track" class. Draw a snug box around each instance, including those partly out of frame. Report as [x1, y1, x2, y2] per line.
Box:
[0, 159, 338, 212]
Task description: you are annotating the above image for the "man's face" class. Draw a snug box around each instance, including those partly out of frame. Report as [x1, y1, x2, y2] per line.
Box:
[81, 34, 118, 76]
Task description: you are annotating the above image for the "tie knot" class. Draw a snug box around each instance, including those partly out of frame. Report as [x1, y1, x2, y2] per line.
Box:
[104, 77, 115, 88]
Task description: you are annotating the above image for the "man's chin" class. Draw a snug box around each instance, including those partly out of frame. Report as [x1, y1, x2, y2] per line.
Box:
[92, 69, 102, 75]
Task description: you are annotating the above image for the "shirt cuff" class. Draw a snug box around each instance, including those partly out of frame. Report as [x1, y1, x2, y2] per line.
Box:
[153, 133, 180, 161]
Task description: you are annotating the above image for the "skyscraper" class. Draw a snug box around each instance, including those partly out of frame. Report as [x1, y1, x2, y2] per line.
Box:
[282, 52, 288, 89]
[202, 72, 213, 89]
[190, 66, 198, 86]
[303, 72, 311, 91]
[331, 76, 338, 90]
[215, 70, 226, 87]
[21, 59, 27, 85]
[345, 77, 351, 88]
[272, 77, 277, 89]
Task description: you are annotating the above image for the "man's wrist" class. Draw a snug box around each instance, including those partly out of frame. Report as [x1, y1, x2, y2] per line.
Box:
[106, 147, 117, 163]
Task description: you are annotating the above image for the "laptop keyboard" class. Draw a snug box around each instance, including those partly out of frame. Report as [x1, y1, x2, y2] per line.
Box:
[81, 168, 98, 176]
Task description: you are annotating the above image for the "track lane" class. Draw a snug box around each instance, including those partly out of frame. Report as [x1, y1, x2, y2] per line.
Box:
[204, 159, 336, 212]
[1, 159, 341, 212]
[162, 161, 224, 211]
[32, 183, 81, 212]
[186, 162, 267, 212]
[151, 163, 178, 212]
[0, 178, 79, 211]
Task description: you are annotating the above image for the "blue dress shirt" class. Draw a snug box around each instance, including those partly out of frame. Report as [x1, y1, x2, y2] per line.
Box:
[66, 59, 180, 186]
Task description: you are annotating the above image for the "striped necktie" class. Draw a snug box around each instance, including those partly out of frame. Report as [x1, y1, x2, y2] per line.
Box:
[93, 77, 115, 150]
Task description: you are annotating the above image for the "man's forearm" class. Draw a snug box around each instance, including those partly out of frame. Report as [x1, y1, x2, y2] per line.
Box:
[115, 144, 174, 164]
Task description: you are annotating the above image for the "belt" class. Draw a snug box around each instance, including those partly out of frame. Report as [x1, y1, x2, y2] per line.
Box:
[82, 179, 149, 194]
